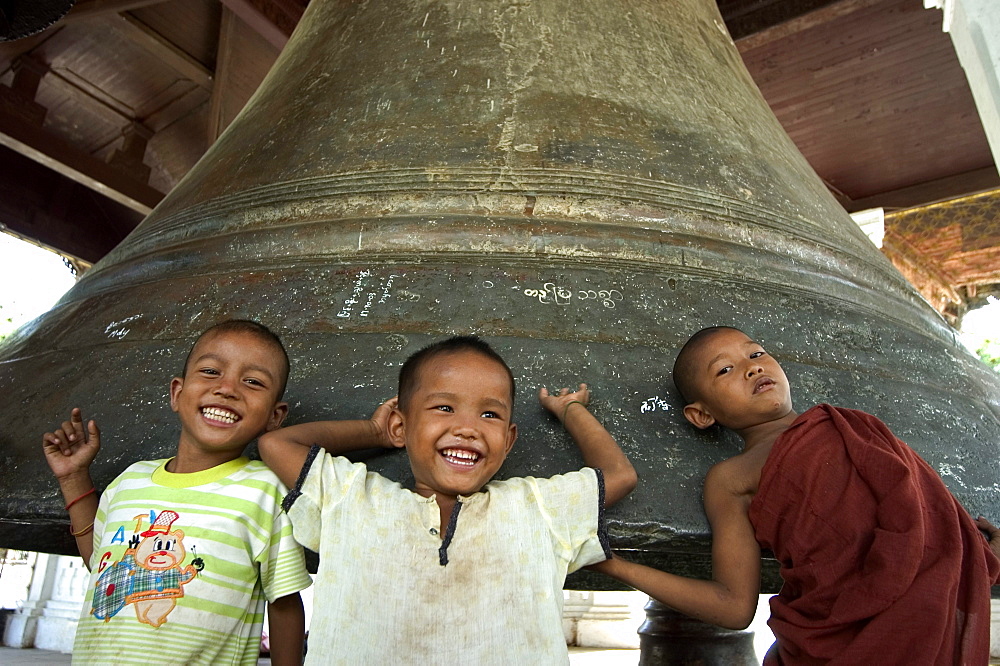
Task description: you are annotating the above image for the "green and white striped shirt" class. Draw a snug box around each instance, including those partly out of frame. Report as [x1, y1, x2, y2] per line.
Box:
[73, 457, 311, 665]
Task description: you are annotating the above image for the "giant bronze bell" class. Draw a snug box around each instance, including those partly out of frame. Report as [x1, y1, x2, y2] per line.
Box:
[0, 0, 74, 42]
[2, 0, 999, 601]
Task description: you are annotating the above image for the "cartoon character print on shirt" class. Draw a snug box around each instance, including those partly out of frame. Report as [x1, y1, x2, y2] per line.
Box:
[91, 509, 204, 627]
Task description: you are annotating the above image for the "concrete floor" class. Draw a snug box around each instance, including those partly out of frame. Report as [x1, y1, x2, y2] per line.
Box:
[9, 645, 1000, 665]
[0, 646, 641, 665]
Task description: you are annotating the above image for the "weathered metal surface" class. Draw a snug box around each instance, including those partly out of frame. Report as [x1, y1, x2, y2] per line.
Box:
[0, 0, 74, 41]
[1, 0, 998, 593]
[638, 601, 756, 665]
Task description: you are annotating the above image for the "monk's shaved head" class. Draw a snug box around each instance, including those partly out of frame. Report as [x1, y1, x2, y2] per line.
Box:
[672, 326, 745, 404]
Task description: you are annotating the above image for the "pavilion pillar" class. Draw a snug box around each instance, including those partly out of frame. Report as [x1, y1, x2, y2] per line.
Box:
[2, 553, 86, 652]
[925, 0, 1000, 168]
[991, 599, 1000, 659]
[563, 590, 642, 649]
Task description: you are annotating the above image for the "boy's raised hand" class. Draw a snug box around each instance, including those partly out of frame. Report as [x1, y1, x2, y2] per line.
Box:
[260, 395, 406, 489]
[370, 396, 402, 448]
[42, 408, 101, 480]
[538, 383, 637, 507]
[538, 383, 591, 422]
[42, 408, 102, 567]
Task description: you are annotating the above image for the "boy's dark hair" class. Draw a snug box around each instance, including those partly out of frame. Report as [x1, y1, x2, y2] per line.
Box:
[672, 326, 744, 404]
[398, 336, 515, 411]
[182, 320, 290, 399]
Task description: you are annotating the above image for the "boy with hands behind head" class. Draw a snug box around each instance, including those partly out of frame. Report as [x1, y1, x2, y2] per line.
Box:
[42, 320, 312, 666]
[259, 335, 637, 664]
[593, 326, 1000, 665]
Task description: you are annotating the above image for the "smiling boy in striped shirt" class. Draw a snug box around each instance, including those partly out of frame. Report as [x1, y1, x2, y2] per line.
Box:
[42, 320, 312, 665]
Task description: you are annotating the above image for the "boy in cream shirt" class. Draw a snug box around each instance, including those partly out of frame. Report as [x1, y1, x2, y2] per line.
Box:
[259, 335, 637, 663]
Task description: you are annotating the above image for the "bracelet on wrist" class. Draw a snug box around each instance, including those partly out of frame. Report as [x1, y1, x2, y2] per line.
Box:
[65, 487, 96, 511]
[70, 522, 94, 538]
[562, 400, 586, 421]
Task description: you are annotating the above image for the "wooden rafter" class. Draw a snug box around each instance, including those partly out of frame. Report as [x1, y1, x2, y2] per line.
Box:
[0, 147, 137, 265]
[728, 0, 885, 48]
[208, 7, 238, 142]
[219, 0, 307, 50]
[208, 6, 280, 143]
[63, 0, 174, 23]
[847, 168, 1000, 213]
[109, 13, 213, 90]
[44, 67, 142, 124]
[0, 109, 163, 215]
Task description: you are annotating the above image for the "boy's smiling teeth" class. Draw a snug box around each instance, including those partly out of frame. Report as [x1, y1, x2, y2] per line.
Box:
[202, 406, 240, 424]
[441, 448, 480, 466]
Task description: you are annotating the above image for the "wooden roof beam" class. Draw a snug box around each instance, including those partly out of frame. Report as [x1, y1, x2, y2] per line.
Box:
[0, 147, 138, 265]
[208, 6, 280, 141]
[63, 0, 173, 23]
[219, 0, 307, 51]
[110, 14, 213, 90]
[845, 167, 1000, 213]
[731, 0, 885, 51]
[0, 109, 164, 216]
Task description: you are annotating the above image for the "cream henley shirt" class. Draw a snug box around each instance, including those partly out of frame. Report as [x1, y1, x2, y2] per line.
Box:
[284, 445, 610, 665]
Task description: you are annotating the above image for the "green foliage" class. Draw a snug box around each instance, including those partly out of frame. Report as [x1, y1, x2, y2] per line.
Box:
[0, 303, 12, 342]
[976, 338, 1000, 372]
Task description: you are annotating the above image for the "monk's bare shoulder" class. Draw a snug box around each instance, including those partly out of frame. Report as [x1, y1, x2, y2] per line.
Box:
[705, 443, 773, 500]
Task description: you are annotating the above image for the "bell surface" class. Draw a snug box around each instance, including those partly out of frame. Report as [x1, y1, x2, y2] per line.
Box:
[1, 0, 998, 587]
[0, 0, 74, 42]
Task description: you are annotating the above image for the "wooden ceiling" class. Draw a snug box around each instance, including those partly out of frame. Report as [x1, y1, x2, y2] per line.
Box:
[731, 0, 997, 211]
[0, 0, 995, 267]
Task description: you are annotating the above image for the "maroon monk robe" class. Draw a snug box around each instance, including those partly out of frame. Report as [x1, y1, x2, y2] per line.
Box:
[749, 404, 999, 665]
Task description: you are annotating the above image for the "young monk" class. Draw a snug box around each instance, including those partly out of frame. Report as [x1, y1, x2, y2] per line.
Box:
[593, 326, 1000, 665]
[258, 335, 637, 664]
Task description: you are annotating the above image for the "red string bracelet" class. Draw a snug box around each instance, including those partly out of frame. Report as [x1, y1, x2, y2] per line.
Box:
[65, 487, 96, 511]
